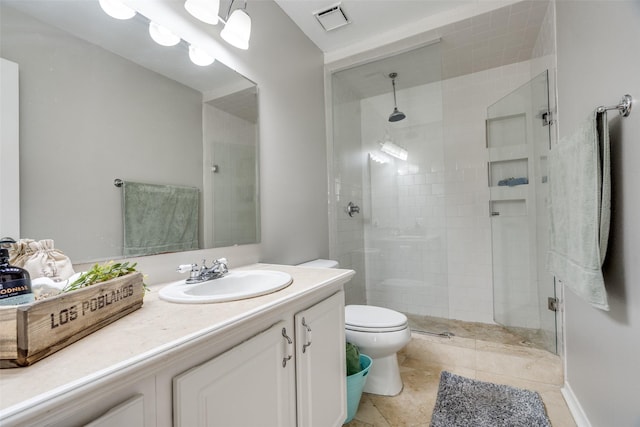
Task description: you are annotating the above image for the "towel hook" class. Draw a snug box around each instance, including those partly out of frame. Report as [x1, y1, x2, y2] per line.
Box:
[114, 178, 123, 188]
[596, 94, 633, 117]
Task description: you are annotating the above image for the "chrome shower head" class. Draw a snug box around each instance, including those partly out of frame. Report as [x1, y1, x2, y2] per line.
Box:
[388, 72, 406, 122]
[389, 107, 406, 122]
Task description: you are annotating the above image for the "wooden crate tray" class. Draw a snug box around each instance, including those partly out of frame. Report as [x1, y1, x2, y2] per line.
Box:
[0, 272, 145, 368]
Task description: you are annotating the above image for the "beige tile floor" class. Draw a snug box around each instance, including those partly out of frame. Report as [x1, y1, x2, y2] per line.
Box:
[345, 327, 576, 427]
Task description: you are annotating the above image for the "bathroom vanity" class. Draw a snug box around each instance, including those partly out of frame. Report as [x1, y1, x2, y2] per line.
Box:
[0, 264, 354, 427]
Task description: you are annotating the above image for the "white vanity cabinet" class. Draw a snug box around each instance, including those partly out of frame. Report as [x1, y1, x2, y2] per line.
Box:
[84, 394, 146, 427]
[0, 266, 355, 427]
[294, 291, 346, 427]
[5, 376, 157, 427]
[173, 291, 346, 427]
[173, 320, 297, 427]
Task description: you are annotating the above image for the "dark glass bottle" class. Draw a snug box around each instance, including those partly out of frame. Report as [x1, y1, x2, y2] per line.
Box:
[0, 245, 34, 306]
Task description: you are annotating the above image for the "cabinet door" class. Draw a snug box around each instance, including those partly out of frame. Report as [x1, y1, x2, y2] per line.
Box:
[173, 321, 296, 427]
[84, 394, 145, 427]
[295, 291, 346, 427]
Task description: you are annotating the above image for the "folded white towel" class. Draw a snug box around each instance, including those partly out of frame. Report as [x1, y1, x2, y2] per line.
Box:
[547, 111, 610, 311]
[31, 277, 65, 299]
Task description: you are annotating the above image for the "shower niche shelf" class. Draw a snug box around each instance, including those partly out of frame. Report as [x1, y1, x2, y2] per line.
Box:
[486, 113, 529, 202]
[486, 113, 527, 148]
[490, 185, 528, 201]
[488, 158, 529, 188]
[490, 199, 527, 217]
[487, 144, 528, 162]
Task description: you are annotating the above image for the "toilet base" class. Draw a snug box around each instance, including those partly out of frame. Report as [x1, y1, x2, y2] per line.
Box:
[362, 353, 403, 396]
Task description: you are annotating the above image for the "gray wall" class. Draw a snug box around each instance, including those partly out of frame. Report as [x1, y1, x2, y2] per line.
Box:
[3, 1, 329, 266]
[1, 7, 203, 262]
[216, 1, 329, 265]
[556, 2, 640, 426]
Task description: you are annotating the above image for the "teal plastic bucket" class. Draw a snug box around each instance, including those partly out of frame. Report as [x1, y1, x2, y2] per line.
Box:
[345, 354, 372, 424]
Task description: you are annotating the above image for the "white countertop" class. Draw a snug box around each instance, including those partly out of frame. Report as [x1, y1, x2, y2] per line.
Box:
[0, 264, 354, 414]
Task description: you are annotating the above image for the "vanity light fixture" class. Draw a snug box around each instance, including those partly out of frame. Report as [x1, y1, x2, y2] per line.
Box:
[188, 44, 215, 66]
[184, 0, 252, 50]
[184, 0, 220, 25]
[380, 140, 408, 161]
[149, 22, 180, 47]
[98, 0, 136, 20]
[220, 0, 252, 50]
[98, 1, 217, 66]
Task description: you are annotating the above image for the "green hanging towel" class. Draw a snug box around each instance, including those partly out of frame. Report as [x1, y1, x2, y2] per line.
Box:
[346, 342, 361, 376]
[122, 181, 199, 256]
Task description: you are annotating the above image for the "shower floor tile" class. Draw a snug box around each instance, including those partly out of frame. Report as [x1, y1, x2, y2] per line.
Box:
[406, 313, 552, 351]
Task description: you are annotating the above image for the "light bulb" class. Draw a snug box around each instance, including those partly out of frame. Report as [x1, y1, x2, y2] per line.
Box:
[98, 0, 136, 20]
[380, 141, 408, 161]
[149, 22, 180, 47]
[184, 0, 220, 25]
[369, 152, 390, 164]
[220, 9, 251, 50]
[188, 45, 215, 66]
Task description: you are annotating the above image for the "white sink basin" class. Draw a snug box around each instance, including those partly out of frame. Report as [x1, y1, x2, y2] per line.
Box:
[158, 270, 293, 304]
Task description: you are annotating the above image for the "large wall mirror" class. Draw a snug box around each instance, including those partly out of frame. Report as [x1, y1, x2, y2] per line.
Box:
[0, 1, 260, 263]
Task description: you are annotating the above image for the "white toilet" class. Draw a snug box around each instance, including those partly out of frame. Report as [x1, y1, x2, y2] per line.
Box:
[344, 305, 411, 396]
[297, 259, 412, 396]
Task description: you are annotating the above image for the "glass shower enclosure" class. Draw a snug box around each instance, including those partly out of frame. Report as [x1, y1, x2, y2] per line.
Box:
[330, 43, 558, 354]
[330, 43, 448, 331]
[487, 71, 557, 353]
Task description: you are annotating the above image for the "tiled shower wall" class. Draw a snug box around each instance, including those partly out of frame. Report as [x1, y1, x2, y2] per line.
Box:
[335, 61, 534, 322]
[332, 1, 557, 325]
[437, 0, 556, 325]
[360, 83, 449, 318]
[441, 61, 531, 322]
[330, 77, 367, 304]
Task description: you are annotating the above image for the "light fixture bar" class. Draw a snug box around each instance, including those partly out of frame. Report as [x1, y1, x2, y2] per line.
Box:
[98, 5, 216, 67]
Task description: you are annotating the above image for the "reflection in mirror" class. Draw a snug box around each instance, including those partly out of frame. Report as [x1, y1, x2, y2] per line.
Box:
[0, 1, 260, 262]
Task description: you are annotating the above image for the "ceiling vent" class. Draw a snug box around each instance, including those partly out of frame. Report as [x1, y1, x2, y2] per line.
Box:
[314, 3, 350, 32]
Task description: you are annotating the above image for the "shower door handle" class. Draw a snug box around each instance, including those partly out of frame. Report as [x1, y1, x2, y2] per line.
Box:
[490, 212, 500, 216]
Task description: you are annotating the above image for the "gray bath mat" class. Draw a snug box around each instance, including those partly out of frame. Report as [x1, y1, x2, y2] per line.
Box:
[430, 371, 552, 427]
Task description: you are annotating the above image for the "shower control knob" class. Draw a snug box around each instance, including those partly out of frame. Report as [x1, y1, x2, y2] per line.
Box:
[346, 202, 360, 217]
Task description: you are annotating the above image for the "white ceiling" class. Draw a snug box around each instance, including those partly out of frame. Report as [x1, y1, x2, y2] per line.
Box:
[274, 0, 474, 55]
[7, 0, 549, 113]
[275, 0, 550, 84]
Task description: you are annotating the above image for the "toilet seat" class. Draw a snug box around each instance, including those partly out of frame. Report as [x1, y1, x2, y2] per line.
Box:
[345, 305, 408, 333]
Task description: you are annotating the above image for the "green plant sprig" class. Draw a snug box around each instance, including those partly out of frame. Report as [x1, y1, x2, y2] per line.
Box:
[62, 261, 145, 293]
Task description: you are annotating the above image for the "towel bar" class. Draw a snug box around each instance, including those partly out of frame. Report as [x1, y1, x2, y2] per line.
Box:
[596, 94, 633, 117]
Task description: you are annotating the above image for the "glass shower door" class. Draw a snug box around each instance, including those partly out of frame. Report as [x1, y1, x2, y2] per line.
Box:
[487, 71, 557, 353]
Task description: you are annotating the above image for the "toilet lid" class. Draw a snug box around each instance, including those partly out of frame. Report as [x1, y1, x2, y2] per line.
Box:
[345, 305, 408, 332]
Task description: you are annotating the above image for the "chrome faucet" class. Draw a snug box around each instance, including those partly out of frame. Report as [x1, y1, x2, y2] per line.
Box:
[177, 258, 228, 284]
